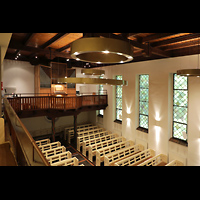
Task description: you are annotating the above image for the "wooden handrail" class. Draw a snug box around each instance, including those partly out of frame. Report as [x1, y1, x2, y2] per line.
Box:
[3, 98, 50, 166]
[7, 95, 108, 112]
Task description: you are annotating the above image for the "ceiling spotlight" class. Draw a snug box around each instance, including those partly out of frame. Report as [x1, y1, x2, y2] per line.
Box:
[35, 56, 38, 58]
[102, 50, 110, 54]
[66, 59, 69, 61]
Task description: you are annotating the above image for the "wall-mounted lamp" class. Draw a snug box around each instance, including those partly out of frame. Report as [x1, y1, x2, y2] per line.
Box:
[127, 107, 131, 115]
[127, 118, 131, 127]
[155, 120, 160, 127]
[155, 111, 161, 127]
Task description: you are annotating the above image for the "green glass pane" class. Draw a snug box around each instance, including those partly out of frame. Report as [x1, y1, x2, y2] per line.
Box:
[116, 98, 122, 109]
[173, 122, 187, 141]
[139, 115, 148, 129]
[116, 75, 122, 80]
[116, 109, 122, 121]
[174, 74, 188, 90]
[174, 90, 188, 107]
[99, 84, 104, 94]
[139, 101, 148, 115]
[116, 87, 122, 97]
[140, 75, 149, 88]
[140, 89, 149, 101]
[173, 106, 187, 124]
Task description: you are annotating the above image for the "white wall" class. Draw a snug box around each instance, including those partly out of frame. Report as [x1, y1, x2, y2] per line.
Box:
[5, 56, 200, 165]
[74, 67, 97, 94]
[2, 60, 91, 137]
[92, 54, 200, 166]
[21, 111, 90, 137]
[2, 59, 34, 94]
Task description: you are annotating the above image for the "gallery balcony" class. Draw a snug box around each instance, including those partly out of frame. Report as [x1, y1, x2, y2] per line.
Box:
[5, 92, 108, 118]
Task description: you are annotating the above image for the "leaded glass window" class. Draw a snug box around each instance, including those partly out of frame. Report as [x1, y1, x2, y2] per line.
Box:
[116, 75, 122, 121]
[173, 73, 188, 141]
[99, 76, 104, 116]
[139, 74, 149, 129]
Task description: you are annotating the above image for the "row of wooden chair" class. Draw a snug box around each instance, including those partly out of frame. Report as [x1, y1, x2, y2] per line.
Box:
[35, 123, 184, 166]
[64, 123, 95, 142]
[73, 125, 184, 166]
[35, 138, 83, 166]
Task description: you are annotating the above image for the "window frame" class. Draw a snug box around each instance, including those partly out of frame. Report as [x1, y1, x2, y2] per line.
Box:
[115, 75, 123, 123]
[97, 76, 104, 117]
[137, 74, 149, 133]
[172, 73, 188, 143]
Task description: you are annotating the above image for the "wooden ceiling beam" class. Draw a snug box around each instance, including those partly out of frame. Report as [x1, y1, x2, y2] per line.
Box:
[171, 44, 200, 57]
[142, 33, 179, 43]
[128, 33, 142, 37]
[14, 33, 35, 57]
[8, 41, 71, 59]
[151, 33, 200, 47]
[57, 44, 70, 52]
[94, 33, 171, 58]
[162, 38, 200, 51]
[29, 33, 70, 58]
[39, 33, 69, 49]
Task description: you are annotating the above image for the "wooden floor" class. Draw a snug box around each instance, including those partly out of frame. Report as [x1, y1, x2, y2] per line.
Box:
[0, 142, 17, 166]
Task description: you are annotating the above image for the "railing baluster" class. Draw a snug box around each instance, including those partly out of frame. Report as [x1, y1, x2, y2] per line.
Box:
[6, 93, 108, 113]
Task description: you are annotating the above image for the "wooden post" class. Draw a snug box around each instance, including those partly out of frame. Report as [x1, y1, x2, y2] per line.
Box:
[34, 65, 40, 94]
[51, 117, 56, 142]
[74, 114, 77, 149]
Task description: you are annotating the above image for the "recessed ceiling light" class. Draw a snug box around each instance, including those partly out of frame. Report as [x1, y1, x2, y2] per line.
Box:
[96, 61, 102, 64]
[102, 50, 110, 54]
[127, 56, 133, 59]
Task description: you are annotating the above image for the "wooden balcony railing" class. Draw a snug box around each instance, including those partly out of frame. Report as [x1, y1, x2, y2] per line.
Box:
[3, 98, 50, 166]
[7, 94, 108, 113]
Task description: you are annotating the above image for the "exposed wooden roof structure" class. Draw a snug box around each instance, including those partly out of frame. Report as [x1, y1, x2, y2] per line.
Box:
[5, 33, 200, 67]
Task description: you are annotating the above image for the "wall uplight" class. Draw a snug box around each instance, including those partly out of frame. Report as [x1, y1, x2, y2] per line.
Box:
[155, 111, 161, 122]
[127, 107, 131, 115]
[127, 118, 131, 127]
